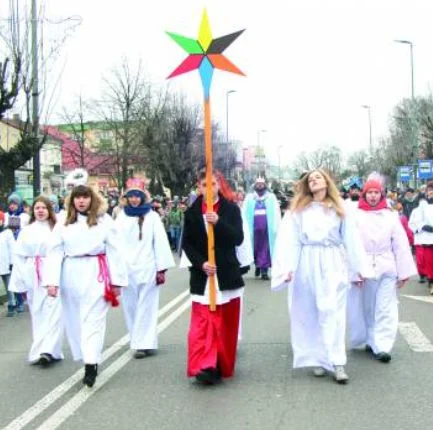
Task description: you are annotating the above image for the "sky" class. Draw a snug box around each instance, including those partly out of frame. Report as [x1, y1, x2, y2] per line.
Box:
[12, 0, 433, 165]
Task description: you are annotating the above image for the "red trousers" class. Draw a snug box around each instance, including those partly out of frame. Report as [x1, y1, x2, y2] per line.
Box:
[187, 298, 240, 378]
[415, 245, 426, 277]
[421, 246, 433, 279]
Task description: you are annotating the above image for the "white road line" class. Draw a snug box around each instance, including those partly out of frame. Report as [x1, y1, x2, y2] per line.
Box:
[3, 289, 190, 430]
[36, 299, 191, 430]
[399, 322, 433, 352]
[401, 294, 433, 305]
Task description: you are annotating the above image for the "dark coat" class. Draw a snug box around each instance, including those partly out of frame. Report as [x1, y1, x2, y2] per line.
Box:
[182, 195, 245, 295]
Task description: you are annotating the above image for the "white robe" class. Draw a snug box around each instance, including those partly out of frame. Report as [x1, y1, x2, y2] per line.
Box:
[271, 202, 371, 371]
[0, 229, 14, 276]
[116, 210, 175, 350]
[9, 221, 63, 362]
[348, 209, 417, 354]
[44, 214, 127, 364]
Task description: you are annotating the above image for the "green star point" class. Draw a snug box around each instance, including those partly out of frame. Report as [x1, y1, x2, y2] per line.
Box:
[166, 32, 204, 54]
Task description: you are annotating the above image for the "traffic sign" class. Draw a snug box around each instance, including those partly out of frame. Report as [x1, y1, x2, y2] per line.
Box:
[399, 166, 412, 181]
[418, 160, 433, 180]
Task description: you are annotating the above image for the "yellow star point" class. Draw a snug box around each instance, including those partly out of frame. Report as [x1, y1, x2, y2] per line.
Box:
[198, 9, 212, 52]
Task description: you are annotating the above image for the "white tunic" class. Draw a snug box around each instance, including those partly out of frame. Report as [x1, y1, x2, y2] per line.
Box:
[408, 200, 433, 245]
[116, 210, 175, 350]
[348, 209, 417, 354]
[45, 213, 127, 364]
[9, 221, 63, 362]
[272, 202, 371, 371]
[0, 229, 14, 275]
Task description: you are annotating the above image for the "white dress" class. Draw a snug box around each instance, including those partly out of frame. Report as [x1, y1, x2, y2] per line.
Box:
[44, 214, 127, 364]
[9, 221, 63, 362]
[116, 210, 175, 350]
[272, 202, 371, 371]
[348, 209, 417, 354]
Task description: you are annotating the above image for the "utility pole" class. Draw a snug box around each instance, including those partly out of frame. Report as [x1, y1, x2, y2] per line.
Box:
[32, 0, 40, 198]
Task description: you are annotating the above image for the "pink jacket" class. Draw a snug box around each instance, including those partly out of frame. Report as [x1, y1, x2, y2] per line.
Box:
[354, 209, 417, 280]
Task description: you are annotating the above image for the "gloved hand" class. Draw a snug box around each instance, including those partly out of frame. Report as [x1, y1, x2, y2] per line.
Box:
[156, 271, 166, 286]
[9, 265, 13, 272]
[422, 225, 433, 233]
[240, 265, 250, 275]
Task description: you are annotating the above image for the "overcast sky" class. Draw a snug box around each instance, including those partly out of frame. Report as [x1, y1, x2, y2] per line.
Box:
[33, 0, 433, 164]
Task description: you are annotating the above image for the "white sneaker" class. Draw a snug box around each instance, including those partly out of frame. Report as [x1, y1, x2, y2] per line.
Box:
[313, 367, 326, 377]
[333, 365, 349, 384]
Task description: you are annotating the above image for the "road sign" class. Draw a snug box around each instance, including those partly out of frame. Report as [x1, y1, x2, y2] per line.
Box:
[399, 166, 412, 181]
[418, 160, 433, 180]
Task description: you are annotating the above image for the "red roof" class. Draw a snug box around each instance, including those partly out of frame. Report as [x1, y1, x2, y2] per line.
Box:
[42, 126, 116, 176]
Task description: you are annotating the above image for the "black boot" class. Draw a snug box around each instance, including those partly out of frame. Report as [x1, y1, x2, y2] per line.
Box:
[261, 269, 269, 281]
[195, 367, 221, 385]
[419, 275, 427, 284]
[83, 364, 98, 387]
[255, 267, 260, 277]
[39, 353, 54, 367]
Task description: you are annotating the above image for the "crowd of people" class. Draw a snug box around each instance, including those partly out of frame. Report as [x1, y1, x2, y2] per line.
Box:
[0, 166, 427, 388]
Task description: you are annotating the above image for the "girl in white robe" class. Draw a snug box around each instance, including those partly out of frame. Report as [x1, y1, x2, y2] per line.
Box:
[45, 184, 127, 387]
[9, 196, 63, 365]
[272, 169, 371, 384]
[348, 175, 417, 363]
[116, 178, 175, 358]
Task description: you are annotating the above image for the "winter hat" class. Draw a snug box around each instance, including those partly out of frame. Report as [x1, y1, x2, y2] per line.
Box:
[362, 172, 385, 196]
[125, 178, 146, 198]
[65, 168, 89, 189]
[8, 192, 23, 205]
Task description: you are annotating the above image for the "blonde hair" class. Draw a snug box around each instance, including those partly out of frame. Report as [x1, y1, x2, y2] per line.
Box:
[291, 169, 345, 218]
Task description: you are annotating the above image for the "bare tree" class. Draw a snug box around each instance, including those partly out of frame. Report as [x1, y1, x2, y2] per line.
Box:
[292, 145, 343, 179]
[96, 59, 147, 188]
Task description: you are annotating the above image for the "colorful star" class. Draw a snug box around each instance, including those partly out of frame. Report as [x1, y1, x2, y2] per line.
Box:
[166, 9, 245, 99]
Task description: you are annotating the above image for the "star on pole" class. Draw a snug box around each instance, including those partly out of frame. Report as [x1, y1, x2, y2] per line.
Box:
[166, 9, 245, 99]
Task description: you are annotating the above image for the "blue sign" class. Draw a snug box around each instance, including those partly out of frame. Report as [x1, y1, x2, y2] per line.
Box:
[399, 166, 412, 181]
[418, 160, 433, 180]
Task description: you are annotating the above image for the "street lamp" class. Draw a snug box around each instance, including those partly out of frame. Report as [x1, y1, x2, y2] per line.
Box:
[225, 90, 236, 178]
[394, 39, 415, 100]
[361, 105, 372, 152]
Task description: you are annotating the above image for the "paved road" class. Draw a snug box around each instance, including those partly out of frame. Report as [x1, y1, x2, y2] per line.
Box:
[0, 266, 432, 430]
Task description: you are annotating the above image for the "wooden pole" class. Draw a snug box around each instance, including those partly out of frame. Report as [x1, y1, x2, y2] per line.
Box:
[204, 98, 216, 311]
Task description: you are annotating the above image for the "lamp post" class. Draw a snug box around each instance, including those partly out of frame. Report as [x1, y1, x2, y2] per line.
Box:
[257, 129, 267, 177]
[32, 0, 40, 198]
[225, 90, 236, 178]
[394, 39, 414, 100]
[361, 105, 372, 153]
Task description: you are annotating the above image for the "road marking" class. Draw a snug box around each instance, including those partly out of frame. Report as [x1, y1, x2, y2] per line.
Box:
[3, 289, 190, 430]
[401, 294, 433, 305]
[36, 299, 191, 430]
[399, 322, 433, 352]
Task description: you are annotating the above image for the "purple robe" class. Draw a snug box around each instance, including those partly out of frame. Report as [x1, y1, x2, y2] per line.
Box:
[253, 200, 271, 268]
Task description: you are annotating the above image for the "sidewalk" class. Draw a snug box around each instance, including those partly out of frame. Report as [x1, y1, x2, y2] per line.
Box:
[0, 279, 6, 304]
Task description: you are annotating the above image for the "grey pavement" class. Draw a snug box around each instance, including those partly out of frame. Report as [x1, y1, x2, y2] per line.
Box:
[0, 266, 432, 430]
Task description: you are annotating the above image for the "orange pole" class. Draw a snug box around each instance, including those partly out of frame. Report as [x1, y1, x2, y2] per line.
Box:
[204, 98, 216, 311]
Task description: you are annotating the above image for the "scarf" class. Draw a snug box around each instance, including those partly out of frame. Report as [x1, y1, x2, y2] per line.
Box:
[8, 206, 23, 217]
[201, 199, 221, 214]
[124, 203, 152, 217]
[358, 197, 388, 211]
